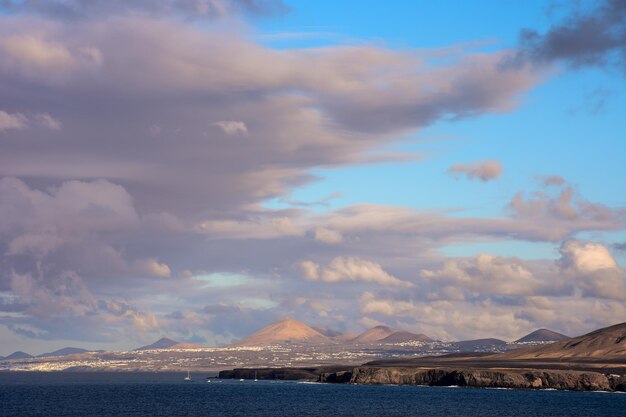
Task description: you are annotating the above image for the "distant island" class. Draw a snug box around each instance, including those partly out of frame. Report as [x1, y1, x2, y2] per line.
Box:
[222, 321, 626, 392]
[2, 319, 624, 392]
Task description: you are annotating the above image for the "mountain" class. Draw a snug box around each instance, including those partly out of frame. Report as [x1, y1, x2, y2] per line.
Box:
[169, 343, 202, 349]
[514, 329, 569, 343]
[380, 331, 434, 344]
[232, 317, 331, 346]
[334, 333, 358, 342]
[5, 351, 34, 360]
[453, 338, 507, 352]
[312, 327, 344, 338]
[135, 337, 180, 351]
[351, 326, 398, 343]
[498, 321, 626, 361]
[37, 347, 94, 358]
[135, 338, 201, 350]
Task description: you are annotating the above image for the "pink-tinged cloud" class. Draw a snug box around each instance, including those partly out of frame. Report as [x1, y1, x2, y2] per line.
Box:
[301, 257, 412, 287]
[448, 160, 503, 182]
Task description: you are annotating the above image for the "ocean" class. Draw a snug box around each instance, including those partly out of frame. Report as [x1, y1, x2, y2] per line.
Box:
[0, 372, 624, 417]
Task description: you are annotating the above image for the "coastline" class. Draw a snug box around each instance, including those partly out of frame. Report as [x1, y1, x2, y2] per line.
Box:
[219, 365, 626, 392]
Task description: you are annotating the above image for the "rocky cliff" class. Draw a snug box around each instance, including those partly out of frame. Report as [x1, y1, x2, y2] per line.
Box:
[319, 366, 626, 392]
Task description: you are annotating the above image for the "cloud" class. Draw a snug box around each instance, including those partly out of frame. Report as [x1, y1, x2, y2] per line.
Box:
[0, 34, 102, 81]
[357, 290, 626, 341]
[510, 0, 626, 70]
[213, 120, 248, 136]
[560, 240, 618, 273]
[134, 258, 172, 278]
[0, 177, 138, 243]
[541, 175, 566, 187]
[507, 186, 623, 230]
[448, 160, 503, 182]
[420, 253, 543, 298]
[0, 0, 290, 21]
[0, 17, 542, 216]
[0, 9, 623, 350]
[0, 110, 27, 131]
[0, 111, 61, 132]
[558, 240, 626, 300]
[300, 256, 412, 287]
[34, 113, 62, 130]
[314, 228, 343, 244]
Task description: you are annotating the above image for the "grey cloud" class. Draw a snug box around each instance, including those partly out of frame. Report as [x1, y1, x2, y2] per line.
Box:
[613, 242, 626, 252]
[448, 160, 503, 182]
[0, 110, 59, 132]
[510, 0, 626, 70]
[540, 175, 566, 187]
[1, 11, 624, 349]
[0, 110, 27, 131]
[0, 0, 289, 20]
[420, 254, 546, 298]
[0, 17, 542, 215]
[358, 291, 626, 341]
[507, 186, 624, 229]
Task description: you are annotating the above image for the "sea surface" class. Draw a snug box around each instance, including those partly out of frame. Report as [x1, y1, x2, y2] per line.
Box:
[0, 372, 624, 417]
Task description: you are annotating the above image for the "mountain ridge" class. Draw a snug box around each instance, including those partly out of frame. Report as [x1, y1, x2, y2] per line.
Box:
[231, 317, 331, 346]
[514, 328, 569, 343]
[497, 321, 626, 361]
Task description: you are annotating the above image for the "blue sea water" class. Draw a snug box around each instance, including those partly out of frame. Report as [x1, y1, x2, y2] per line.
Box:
[0, 372, 624, 417]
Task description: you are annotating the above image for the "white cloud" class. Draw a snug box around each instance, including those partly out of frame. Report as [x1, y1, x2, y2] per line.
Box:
[0, 35, 102, 81]
[314, 228, 343, 244]
[0, 111, 61, 132]
[301, 256, 412, 287]
[558, 240, 625, 300]
[270, 217, 304, 236]
[0, 110, 27, 131]
[559, 240, 618, 273]
[134, 258, 172, 278]
[420, 253, 542, 297]
[213, 120, 248, 136]
[34, 113, 62, 130]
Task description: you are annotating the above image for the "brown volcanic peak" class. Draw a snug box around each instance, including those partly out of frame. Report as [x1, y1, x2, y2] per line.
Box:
[381, 331, 434, 343]
[498, 321, 626, 361]
[169, 342, 202, 349]
[351, 325, 398, 343]
[231, 317, 331, 347]
[312, 327, 344, 338]
[514, 328, 569, 343]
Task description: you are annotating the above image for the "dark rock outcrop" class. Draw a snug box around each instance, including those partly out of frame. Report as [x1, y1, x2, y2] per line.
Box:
[219, 366, 352, 381]
[322, 366, 623, 392]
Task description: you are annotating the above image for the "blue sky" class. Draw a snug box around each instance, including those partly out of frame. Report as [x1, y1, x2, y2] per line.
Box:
[0, 0, 625, 353]
[260, 1, 626, 259]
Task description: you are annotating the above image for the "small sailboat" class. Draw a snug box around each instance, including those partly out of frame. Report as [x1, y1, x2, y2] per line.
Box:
[239, 378, 244, 382]
[254, 370, 258, 382]
[184, 370, 191, 381]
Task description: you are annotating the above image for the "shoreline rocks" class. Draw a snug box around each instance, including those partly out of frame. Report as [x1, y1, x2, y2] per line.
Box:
[319, 366, 626, 392]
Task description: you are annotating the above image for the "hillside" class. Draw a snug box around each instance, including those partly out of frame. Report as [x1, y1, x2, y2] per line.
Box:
[37, 347, 94, 358]
[5, 351, 34, 360]
[499, 322, 626, 361]
[453, 338, 507, 351]
[351, 326, 398, 343]
[135, 338, 180, 351]
[381, 331, 434, 343]
[231, 318, 331, 346]
[169, 342, 202, 349]
[515, 329, 569, 343]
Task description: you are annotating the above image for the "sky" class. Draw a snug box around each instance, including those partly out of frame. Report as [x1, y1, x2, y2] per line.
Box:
[0, 0, 625, 354]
